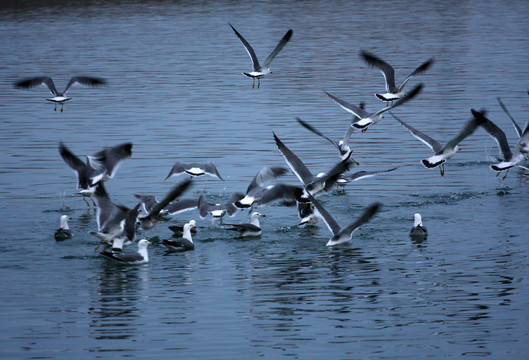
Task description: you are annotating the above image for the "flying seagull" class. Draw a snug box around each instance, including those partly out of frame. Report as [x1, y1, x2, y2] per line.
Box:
[360, 51, 434, 103]
[391, 111, 484, 176]
[472, 109, 529, 178]
[229, 23, 293, 88]
[309, 194, 382, 246]
[197, 193, 244, 224]
[165, 161, 223, 180]
[324, 83, 423, 131]
[14, 76, 106, 111]
[497, 97, 529, 155]
[235, 166, 290, 209]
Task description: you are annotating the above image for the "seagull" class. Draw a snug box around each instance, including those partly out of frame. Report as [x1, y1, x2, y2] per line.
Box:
[229, 23, 293, 88]
[100, 239, 151, 264]
[297, 202, 320, 226]
[235, 166, 289, 209]
[273, 132, 352, 197]
[324, 83, 423, 131]
[360, 51, 434, 103]
[471, 109, 529, 178]
[134, 194, 198, 217]
[391, 111, 484, 176]
[224, 212, 265, 237]
[335, 167, 399, 192]
[197, 193, 244, 224]
[139, 179, 193, 231]
[109, 202, 142, 252]
[165, 161, 223, 180]
[54, 215, 72, 241]
[13, 76, 106, 111]
[296, 116, 362, 162]
[309, 194, 382, 246]
[59, 142, 132, 205]
[497, 97, 529, 155]
[163, 220, 196, 251]
[410, 213, 428, 238]
[90, 182, 130, 246]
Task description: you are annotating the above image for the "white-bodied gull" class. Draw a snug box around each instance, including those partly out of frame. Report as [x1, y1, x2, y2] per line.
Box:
[335, 167, 399, 192]
[309, 194, 382, 246]
[90, 182, 129, 246]
[14, 76, 106, 112]
[163, 220, 196, 251]
[391, 111, 484, 176]
[472, 109, 529, 178]
[197, 193, 244, 224]
[54, 215, 72, 241]
[100, 239, 152, 264]
[165, 161, 223, 180]
[229, 23, 293, 88]
[224, 212, 265, 237]
[360, 51, 434, 103]
[324, 83, 423, 131]
[497, 97, 529, 155]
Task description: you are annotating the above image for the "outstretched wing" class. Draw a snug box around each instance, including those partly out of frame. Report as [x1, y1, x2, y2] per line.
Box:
[63, 76, 106, 94]
[360, 51, 396, 92]
[229, 23, 260, 71]
[398, 58, 434, 92]
[273, 132, 314, 184]
[390, 112, 442, 152]
[14, 76, 58, 95]
[471, 109, 512, 161]
[263, 29, 293, 68]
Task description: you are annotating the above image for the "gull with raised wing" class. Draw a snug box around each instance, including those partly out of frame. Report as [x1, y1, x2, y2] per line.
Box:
[165, 161, 223, 180]
[309, 194, 382, 246]
[14, 76, 106, 111]
[324, 83, 423, 131]
[229, 23, 293, 88]
[360, 51, 434, 103]
[391, 111, 484, 176]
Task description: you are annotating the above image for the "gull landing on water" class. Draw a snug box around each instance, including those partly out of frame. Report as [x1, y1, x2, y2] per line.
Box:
[324, 83, 423, 132]
[229, 23, 293, 88]
[472, 109, 529, 179]
[14, 76, 106, 112]
[391, 111, 484, 176]
[360, 51, 434, 104]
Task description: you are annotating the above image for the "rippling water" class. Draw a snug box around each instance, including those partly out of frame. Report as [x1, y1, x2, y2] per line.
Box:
[1, 0, 528, 358]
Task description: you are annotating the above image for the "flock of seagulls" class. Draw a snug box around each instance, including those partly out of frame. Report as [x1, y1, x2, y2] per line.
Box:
[17, 24, 525, 264]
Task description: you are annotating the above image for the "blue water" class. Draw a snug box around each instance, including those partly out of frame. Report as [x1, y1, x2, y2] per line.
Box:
[1, 0, 528, 358]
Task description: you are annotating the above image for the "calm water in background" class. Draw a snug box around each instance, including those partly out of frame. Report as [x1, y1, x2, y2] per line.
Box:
[0, 0, 528, 358]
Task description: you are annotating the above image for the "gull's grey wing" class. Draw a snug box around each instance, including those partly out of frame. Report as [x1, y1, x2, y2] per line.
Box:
[93, 182, 128, 232]
[229, 23, 260, 71]
[307, 195, 341, 236]
[348, 167, 398, 181]
[263, 29, 293, 69]
[273, 132, 314, 184]
[296, 117, 339, 149]
[225, 193, 245, 216]
[226, 223, 261, 232]
[197, 194, 210, 218]
[134, 194, 158, 214]
[318, 160, 353, 193]
[204, 162, 223, 180]
[471, 109, 512, 161]
[336, 202, 381, 239]
[324, 91, 369, 118]
[444, 113, 484, 151]
[247, 166, 289, 194]
[165, 198, 199, 215]
[59, 142, 97, 189]
[397, 58, 435, 92]
[14, 76, 58, 95]
[102, 251, 143, 263]
[147, 179, 193, 219]
[257, 184, 303, 207]
[390, 112, 442, 152]
[89, 143, 132, 178]
[63, 76, 106, 94]
[373, 83, 423, 117]
[497, 97, 522, 137]
[165, 161, 186, 180]
[360, 51, 396, 92]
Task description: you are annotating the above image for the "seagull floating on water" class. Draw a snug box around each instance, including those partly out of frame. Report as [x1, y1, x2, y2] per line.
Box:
[360, 51, 434, 103]
[309, 194, 381, 246]
[100, 239, 151, 264]
[54, 215, 72, 241]
[324, 83, 423, 131]
[163, 220, 196, 251]
[229, 23, 293, 88]
[391, 111, 484, 176]
[165, 161, 223, 180]
[224, 212, 266, 237]
[14, 76, 106, 111]
[410, 213, 428, 238]
[472, 109, 529, 178]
